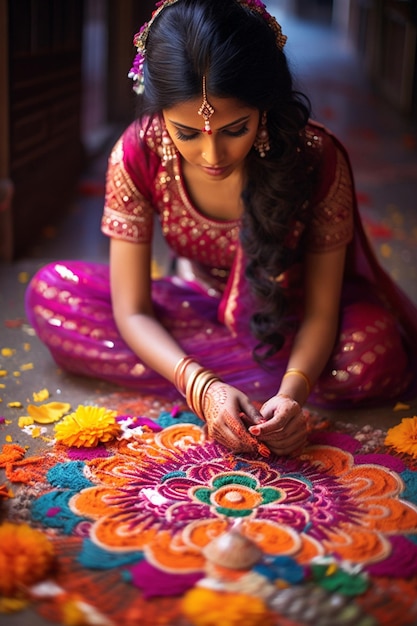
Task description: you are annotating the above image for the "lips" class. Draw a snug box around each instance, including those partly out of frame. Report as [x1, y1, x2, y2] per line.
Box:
[201, 165, 229, 177]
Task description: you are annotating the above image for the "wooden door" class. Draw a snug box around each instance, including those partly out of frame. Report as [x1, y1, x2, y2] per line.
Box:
[6, 0, 84, 258]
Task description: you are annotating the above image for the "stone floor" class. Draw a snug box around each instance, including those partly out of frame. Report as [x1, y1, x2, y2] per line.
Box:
[1, 5, 417, 625]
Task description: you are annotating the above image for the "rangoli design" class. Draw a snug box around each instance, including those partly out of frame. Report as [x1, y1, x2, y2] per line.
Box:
[32, 417, 417, 577]
[3, 408, 417, 626]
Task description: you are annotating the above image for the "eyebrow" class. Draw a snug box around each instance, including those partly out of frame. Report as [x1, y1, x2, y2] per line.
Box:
[167, 115, 251, 132]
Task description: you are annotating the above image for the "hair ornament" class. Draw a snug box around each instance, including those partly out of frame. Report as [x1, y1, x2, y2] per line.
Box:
[128, 0, 287, 94]
[128, 0, 181, 94]
[236, 0, 287, 51]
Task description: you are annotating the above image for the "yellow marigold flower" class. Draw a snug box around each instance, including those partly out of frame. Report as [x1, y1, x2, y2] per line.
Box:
[54, 405, 120, 448]
[0, 522, 55, 596]
[385, 416, 417, 458]
[181, 588, 274, 626]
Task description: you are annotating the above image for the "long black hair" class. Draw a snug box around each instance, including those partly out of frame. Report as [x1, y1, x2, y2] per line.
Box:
[135, 0, 317, 361]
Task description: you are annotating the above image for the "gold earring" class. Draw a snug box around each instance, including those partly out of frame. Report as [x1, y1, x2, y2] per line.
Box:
[161, 128, 176, 163]
[254, 111, 270, 158]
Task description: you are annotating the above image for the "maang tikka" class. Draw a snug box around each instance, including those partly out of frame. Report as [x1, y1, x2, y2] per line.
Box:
[198, 75, 215, 134]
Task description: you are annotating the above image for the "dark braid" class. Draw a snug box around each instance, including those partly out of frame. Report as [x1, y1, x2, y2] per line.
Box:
[241, 97, 319, 361]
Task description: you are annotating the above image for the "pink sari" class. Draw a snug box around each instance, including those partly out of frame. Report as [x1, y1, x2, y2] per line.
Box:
[25, 120, 417, 408]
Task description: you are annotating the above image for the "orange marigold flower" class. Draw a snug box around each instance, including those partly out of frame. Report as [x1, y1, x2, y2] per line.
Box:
[181, 588, 274, 626]
[385, 416, 417, 458]
[54, 405, 120, 448]
[0, 522, 55, 596]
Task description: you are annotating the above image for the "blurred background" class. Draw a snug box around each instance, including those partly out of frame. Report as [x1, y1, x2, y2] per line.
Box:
[0, 0, 416, 293]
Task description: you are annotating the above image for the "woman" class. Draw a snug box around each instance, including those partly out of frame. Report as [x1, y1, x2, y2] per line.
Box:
[26, 0, 417, 456]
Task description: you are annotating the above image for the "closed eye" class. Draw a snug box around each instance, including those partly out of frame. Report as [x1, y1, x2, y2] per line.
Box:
[223, 125, 249, 137]
[175, 130, 199, 141]
[175, 125, 250, 141]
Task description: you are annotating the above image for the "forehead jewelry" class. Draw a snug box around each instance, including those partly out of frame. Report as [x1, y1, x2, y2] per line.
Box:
[198, 76, 215, 135]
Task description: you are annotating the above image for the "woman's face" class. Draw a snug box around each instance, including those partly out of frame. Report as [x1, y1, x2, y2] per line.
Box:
[163, 97, 260, 181]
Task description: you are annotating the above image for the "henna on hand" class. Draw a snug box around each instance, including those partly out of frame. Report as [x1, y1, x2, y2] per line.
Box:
[203, 382, 270, 456]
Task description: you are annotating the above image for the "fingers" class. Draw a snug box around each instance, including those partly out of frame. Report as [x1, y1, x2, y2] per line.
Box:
[203, 383, 265, 453]
[208, 412, 258, 453]
[251, 396, 301, 436]
[258, 410, 307, 455]
[239, 398, 264, 426]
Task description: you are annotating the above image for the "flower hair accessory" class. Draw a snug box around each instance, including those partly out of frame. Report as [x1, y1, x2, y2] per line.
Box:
[128, 0, 287, 95]
[128, 0, 181, 94]
[238, 0, 287, 51]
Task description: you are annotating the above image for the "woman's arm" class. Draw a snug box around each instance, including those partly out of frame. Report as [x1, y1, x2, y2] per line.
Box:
[110, 237, 184, 382]
[279, 244, 347, 404]
[250, 244, 347, 453]
[109, 237, 263, 451]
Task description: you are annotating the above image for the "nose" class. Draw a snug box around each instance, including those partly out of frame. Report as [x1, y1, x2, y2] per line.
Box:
[201, 136, 222, 165]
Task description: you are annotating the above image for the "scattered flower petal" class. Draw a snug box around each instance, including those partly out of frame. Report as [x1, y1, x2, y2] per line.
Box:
[27, 402, 71, 424]
[4, 318, 25, 329]
[17, 272, 30, 284]
[20, 363, 34, 371]
[1, 348, 15, 357]
[33, 389, 50, 402]
[18, 416, 34, 427]
[393, 402, 411, 411]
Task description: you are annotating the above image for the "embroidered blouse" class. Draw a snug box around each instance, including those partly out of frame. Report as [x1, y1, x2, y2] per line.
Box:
[101, 115, 354, 273]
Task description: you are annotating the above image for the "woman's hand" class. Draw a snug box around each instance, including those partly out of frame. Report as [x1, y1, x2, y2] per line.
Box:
[202, 381, 267, 454]
[249, 394, 307, 455]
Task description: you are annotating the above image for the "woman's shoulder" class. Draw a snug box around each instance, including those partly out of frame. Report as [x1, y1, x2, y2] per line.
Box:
[108, 115, 164, 185]
[117, 115, 164, 159]
[303, 120, 353, 195]
[304, 120, 348, 158]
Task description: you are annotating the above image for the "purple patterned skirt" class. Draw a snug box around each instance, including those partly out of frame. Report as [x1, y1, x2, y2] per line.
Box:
[25, 261, 411, 408]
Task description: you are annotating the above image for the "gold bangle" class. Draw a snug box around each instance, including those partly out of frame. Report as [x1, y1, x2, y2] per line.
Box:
[174, 356, 196, 396]
[193, 371, 219, 420]
[282, 368, 312, 395]
[185, 368, 220, 421]
[185, 367, 205, 415]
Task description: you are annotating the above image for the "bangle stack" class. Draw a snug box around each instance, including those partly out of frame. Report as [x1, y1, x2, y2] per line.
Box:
[185, 368, 220, 421]
[282, 368, 312, 396]
[174, 356, 196, 397]
[173, 356, 220, 420]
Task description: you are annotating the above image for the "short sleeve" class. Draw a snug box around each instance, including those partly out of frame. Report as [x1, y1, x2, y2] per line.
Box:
[101, 129, 154, 243]
[306, 140, 354, 253]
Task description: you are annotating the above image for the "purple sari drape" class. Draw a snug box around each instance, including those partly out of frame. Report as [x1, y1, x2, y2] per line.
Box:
[25, 223, 415, 409]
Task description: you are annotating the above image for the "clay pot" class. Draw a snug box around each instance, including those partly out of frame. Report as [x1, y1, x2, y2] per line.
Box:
[202, 530, 263, 570]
